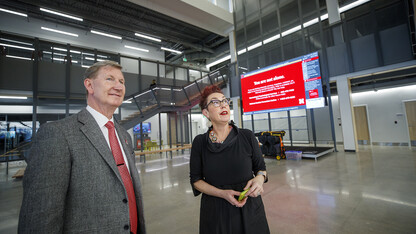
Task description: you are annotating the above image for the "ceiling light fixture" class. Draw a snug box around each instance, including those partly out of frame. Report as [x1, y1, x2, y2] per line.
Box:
[5, 55, 32, 61]
[206, 55, 231, 69]
[40, 8, 83, 21]
[51, 47, 66, 51]
[263, 34, 281, 45]
[82, 52, 94, 56]
[0, 7, 27, 17]
[0, 43, 34, 51]
[237, 48, 247, 55]
[303, 18, 319, 28]
[125, 45, 149, 52]
[52, 58, 77, 63]
[50, 47, 81, 54]
[0, 38, 32, 46]
[84, 56, 105, 62]
[134, 33, 161, 42]
[339, 0, 371, 13]
[247, 42, 262, 51]
[281, 25, 302, 37]
[50, 52, 67, 57]
[0, 95, 28, 99]
[320, 13, 329, 21]
[41, 27, 78, 37]
[161, 47, 182, 54]
[53, 58, 65, 62]
[90, 30, 122, 40]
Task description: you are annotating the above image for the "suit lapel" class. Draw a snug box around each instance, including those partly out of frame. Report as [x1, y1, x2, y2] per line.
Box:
[78, 109, 123, 183]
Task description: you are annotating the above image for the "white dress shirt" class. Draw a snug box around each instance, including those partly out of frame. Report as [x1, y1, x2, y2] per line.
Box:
[86, 106, 130, 172]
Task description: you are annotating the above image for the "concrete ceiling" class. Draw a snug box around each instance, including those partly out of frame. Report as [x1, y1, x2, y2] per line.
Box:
[128, 0, 233, 37]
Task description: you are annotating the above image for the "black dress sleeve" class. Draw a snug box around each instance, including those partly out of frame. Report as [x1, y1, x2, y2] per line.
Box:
[246, 129, 268, 182]
[189, 134, 204, 196]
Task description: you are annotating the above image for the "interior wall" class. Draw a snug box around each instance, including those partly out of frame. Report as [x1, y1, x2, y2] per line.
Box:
[330, 84, 416, 145]
[0, 57, 191, 97]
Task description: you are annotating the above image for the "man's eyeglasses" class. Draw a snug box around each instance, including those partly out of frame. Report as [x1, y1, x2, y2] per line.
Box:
[205, 98, 231, 109]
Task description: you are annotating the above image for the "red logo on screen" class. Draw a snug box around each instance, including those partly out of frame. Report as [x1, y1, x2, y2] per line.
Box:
[309, 89, 319, 98]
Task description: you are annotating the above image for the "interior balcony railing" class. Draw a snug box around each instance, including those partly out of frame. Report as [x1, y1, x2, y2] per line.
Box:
[120, 64, 233, 130]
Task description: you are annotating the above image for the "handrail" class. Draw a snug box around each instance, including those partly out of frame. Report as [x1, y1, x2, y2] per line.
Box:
[124, 63, 230, 103]
[0, 141, 31, 158]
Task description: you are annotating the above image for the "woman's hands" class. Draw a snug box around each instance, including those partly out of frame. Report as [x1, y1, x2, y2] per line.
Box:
[243, 175, 265, 198]
[221, 190, 247, 207]
[222, 175, 265, 208]
[193, 180, 248, 207]
[193, 177, 266, 208]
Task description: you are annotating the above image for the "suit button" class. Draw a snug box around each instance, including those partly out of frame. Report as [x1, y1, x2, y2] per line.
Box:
[124, 225, 129, 230]
[123, 199, 127, 203]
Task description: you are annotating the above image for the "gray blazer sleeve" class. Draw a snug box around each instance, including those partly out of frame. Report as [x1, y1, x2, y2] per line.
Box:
[18, 122, 71, 233]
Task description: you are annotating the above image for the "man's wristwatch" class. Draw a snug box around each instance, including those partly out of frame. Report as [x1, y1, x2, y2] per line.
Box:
[256, 171, 268, 183]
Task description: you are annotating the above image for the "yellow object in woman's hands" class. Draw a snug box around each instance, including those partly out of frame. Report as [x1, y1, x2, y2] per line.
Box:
[238, 189, 250, 201]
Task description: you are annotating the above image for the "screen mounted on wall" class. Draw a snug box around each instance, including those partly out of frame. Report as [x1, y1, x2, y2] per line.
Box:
[240, 51, 325, 115]
[133, 122, 151, 134]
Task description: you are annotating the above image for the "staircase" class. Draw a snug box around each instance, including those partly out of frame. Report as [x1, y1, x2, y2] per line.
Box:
[119, 65, 232, 130]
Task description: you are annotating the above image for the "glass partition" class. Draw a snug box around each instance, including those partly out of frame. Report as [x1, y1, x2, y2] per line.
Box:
[242, 114, 253, 131]
[142, 60, 157, 76]
[189, 69, 201, 81]
[253, 113, 269, 133]
[290, 109, 309, 143]
[176, 67, 187, 81]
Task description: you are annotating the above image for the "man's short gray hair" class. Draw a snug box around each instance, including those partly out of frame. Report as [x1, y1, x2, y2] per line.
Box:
[84, 60, 122, 80]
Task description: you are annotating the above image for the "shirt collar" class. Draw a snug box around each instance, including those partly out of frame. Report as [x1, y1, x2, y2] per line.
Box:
[86, 105, 114, 128]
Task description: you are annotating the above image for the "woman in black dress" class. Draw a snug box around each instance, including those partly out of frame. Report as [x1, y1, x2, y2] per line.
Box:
[190, 85, 270, 234]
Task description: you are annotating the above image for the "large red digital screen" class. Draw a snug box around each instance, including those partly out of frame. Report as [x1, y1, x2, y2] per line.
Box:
[241, 52, 324, 114]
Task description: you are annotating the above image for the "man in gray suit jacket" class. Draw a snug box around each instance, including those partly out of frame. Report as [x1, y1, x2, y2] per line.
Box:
[18, 60, 146, 234]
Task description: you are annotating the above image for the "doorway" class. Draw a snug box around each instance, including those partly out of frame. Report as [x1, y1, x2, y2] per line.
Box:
[404, 100, 416, 146]
[354, 105, 371, 145]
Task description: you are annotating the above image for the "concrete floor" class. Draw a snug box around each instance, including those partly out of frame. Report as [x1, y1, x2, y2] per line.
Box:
[1, 145, 416, 234]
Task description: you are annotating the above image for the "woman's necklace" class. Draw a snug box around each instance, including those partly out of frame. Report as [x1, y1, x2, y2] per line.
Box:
[209, 126, 232, 144]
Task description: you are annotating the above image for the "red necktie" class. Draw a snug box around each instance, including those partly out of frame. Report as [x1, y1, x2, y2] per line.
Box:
[105, 121, 138, 234]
